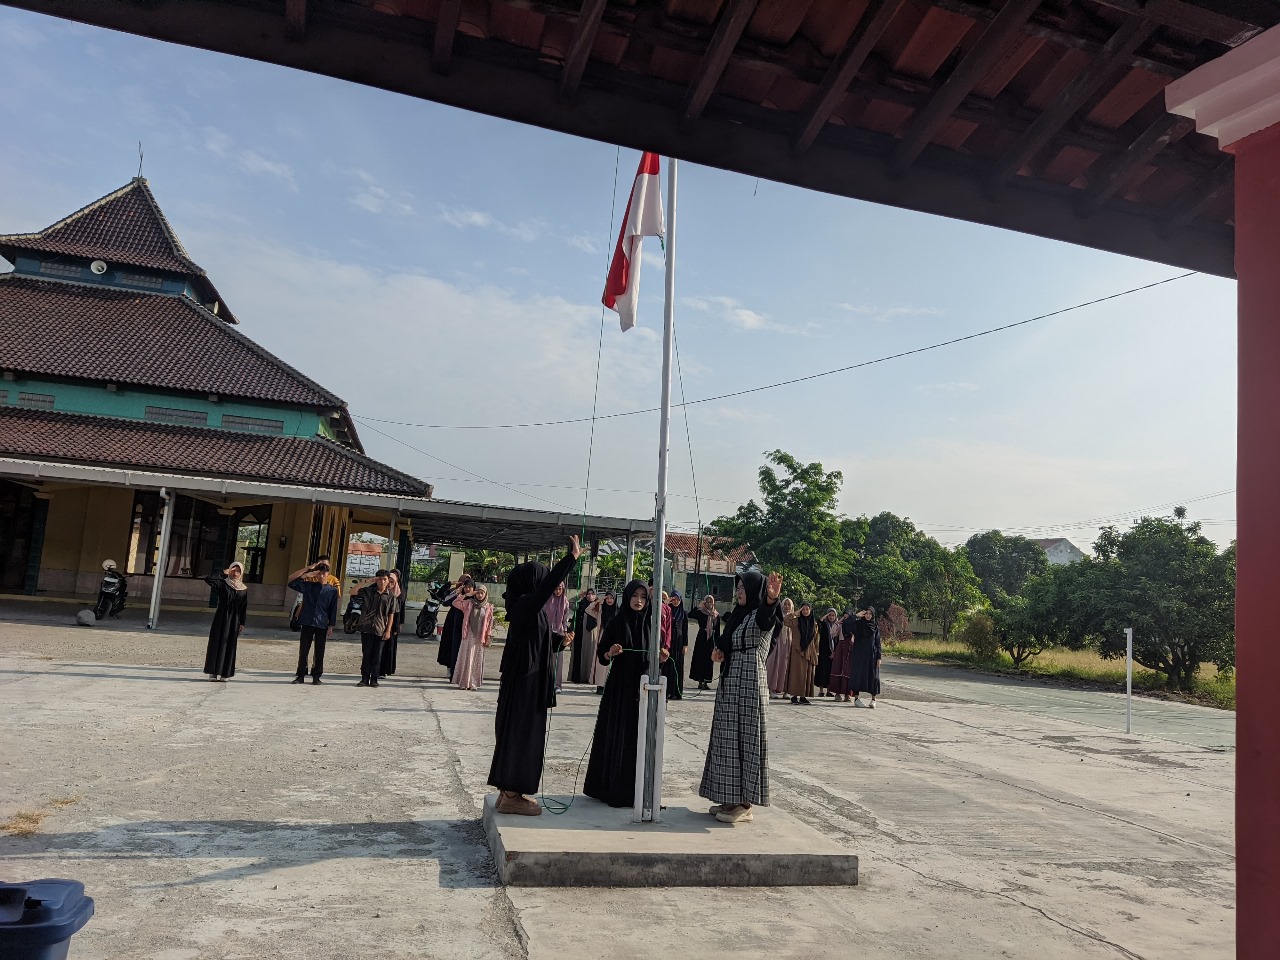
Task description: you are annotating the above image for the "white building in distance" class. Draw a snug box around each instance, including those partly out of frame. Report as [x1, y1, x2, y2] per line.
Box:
[1035, 538, 1087, 565]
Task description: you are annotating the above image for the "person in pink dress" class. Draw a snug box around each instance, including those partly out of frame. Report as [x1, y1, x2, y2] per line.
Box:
[452, 585, 495, 690]
[764, 598, 794, 699]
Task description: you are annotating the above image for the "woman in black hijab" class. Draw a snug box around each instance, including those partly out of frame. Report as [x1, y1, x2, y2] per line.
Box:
[849, 605, 883, 709]
[569, 588, 599, 685]
[688, 594, 720, 690]
[583, 580, 668, 807]
[488, 537, 581, 816]
[591, 591, 618, 693]
[783, 601, 820, 705]
[701, 569, 782, 824]
[667, 590, 690, 698]
[436, 575, 473, 679]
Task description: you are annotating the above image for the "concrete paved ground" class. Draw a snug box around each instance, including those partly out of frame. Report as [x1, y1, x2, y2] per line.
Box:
[0, 620, 1233, 959]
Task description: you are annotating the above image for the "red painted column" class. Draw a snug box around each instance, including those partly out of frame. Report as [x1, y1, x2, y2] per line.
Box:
[1231, 121, 1280, 960]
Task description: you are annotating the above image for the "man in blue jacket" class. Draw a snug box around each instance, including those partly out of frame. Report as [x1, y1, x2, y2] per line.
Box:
[288, 561, 339, 685]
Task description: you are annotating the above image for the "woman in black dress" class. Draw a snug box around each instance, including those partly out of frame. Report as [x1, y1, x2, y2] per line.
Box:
[688, 594, 720, 691]
[203, 562, 248, 681]
[584, 580, 669, 808]
[436, 576, 473, 679]
[489, 537, 580, 816]
[815, 607, 839, 697]
[849, 606, 883, 708]
[380, 569, 406, 679]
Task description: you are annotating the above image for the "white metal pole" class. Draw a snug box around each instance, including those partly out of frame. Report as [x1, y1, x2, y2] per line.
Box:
[638, 156, 677, 823]
[147, 488, 175, 630]
[624, 534, 636, 583]
[1124, 627, 1134, 734]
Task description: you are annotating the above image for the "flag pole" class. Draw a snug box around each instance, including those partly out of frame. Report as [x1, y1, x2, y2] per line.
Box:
[639, 156, 677, 823]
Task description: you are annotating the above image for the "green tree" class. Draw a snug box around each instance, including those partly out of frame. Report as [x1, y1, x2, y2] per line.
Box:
[1084, 511, 1235, 691]
[707, 450, 850, 597]
[990, 568, 1070, 667]
[597, 549, 653, 584]
[958, 609, 1000, 661]
[964, 530, 1050, 601]
[912, 543, 983, 641]
[844, 512, 934, 612]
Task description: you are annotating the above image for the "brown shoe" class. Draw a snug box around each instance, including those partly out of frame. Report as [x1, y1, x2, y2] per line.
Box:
[496, 792, 542, 816]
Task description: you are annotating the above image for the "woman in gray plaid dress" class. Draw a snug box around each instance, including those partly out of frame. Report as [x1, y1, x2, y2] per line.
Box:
[699, 569, 783, 824]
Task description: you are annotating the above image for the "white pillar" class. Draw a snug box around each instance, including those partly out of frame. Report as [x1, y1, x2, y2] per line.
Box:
[147, 488, 176, 630]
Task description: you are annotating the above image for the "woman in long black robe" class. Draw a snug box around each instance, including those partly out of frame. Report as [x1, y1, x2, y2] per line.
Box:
[436, 577, 471, 677]
[584, 580, 664, 808]
[488, 541, 580, 815]
[815, 607, 838, 695]
[689, 594, 720, 689]
[569, 590, 598, 685]
[850, 606, 883, 707]
[668, 591, 689, 696]
[203, 564, 248, 680]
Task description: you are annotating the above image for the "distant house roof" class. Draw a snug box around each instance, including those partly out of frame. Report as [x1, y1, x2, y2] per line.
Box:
[1035, 538, 1074, 549]
[664, 531, 751, 565]
[347, 542, 385, 556]
[0, 407, 430, 498]
[0, 275, 342, 410]
[0, 178, 238, 323]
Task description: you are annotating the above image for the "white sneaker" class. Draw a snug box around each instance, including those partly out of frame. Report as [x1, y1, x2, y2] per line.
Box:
[853, 696, 866, 708]
[714, 805, 754, 824]
[867, 699, 876, 709]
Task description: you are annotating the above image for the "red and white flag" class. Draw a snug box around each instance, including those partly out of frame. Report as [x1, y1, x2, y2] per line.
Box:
[603, 152, 665, 332]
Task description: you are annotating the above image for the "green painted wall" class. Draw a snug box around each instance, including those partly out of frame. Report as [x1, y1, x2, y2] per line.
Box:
[1, 376, 324, 438]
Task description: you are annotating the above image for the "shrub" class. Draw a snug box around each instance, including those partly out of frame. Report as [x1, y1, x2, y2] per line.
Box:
[958, 610, 1000, 662]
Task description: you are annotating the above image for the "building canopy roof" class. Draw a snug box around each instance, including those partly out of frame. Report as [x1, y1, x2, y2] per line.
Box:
[408, 502, 651, 553]
[4, 1, 1266, 277]
[0, 407, 430, 497]
[0, 275, 342, 409]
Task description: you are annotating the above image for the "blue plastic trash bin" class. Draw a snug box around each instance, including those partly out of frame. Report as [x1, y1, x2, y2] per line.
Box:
[0, 880, 94, 960]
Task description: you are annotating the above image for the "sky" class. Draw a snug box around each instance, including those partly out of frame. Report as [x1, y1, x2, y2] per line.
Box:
[0, 8, 1238, 552]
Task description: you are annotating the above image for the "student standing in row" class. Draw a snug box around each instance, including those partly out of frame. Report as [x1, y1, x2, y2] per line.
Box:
[570, 588, 599, 685]
[287, 560, 338, 685]
[203, 562, 247, 682]
[356, 569, 398, 688]
[816, 607, 839, 697]
[783, 601, 820, 705]
[765, 598, 794, 699]
[452, 585, 494, 690]
[545, 581, 571, 694]
[849, 606, 883, 708]
[688, 594, 720, 691]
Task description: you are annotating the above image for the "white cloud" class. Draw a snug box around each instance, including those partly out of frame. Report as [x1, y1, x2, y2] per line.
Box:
[348, 168, 414, 216]
[202, 127, 297, 191]
[567, 233, 599, 255]
[838, 303, 941, 324]
[916, 381, 980, 394]
[641, 247, 665, 270]
[438, 204, 539, 241]
[683, 295, 800, 334]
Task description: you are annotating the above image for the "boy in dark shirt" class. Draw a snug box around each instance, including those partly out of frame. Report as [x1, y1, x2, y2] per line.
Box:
[288, 561, 339, 684]
[357, 569, 398, 688]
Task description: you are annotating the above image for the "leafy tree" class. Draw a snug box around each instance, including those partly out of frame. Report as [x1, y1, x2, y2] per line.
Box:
[912, 543, 983, 641]
[1084, 512, 1235, 691]
[463, 549, 517, 583]
[964, 530, 1050, 601]
[990, 569, 1070, 667]
[845, 512, 934, 612]
[707, 450, 850, 596]
[597, 549, 652, 584]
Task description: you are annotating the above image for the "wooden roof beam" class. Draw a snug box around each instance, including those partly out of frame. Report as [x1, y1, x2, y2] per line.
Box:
[683, 0, 762, 124]
[559, 0, 608, 101]
[1088, 0, 1273, 48]
[285, 0, 306, 38]
[1079, 113, 1195, 214]
[1162, 157, 1234, 233]
[890, 0, 1042, 177]
[794, 0, 906, 154]
[987, 16, 1156, 188]
[432, 0, 462, 76]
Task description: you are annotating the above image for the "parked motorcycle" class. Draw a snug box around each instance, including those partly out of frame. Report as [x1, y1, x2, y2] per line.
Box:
[415, 589, 443, 639]
[342, 591, 366, 635]
[93, 560, 128, 620]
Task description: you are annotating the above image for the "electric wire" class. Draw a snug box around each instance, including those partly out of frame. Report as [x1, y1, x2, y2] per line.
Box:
[352, 271, 1197, 433]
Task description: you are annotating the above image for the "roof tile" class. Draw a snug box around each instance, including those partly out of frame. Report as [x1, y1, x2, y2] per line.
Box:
[0, 178, 204, 276]
[0, 407, 429, 497]
[0, 275, 340, 408]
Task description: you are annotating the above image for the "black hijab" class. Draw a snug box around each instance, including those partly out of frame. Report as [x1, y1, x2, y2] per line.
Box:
[669, 589, 688, 639]
[717, 571, 766, 649]
[600, 591, 618, 630]
[504, 561, 548, 613]
[796, 603, 817, 651]
[611, 580, 652, 656]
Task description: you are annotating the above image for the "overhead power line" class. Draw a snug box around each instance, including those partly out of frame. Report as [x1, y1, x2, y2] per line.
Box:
[354, 272, 1196, 433]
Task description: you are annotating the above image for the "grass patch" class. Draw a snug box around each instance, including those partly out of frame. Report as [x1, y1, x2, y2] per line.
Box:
[47, 795, 81, 809]
[889, 637, 1235, 711]
[1, 810, 49, 836]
